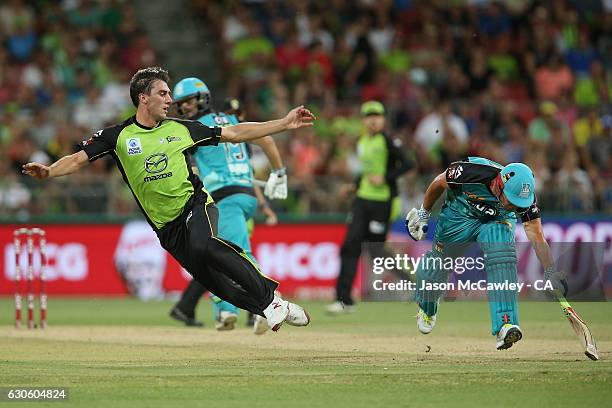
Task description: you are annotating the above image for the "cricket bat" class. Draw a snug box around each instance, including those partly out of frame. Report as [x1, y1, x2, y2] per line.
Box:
[556, 293, 599, 361]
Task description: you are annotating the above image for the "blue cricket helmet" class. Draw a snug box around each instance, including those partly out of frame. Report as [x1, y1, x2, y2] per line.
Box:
[499, 163, 536, 208]
[172, 77, 211, 113]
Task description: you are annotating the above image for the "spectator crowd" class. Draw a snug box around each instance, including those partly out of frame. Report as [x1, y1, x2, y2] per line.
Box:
[0, 0, 155, 218]
[1, 0, 610, 218]
[193, 0, 612, 215]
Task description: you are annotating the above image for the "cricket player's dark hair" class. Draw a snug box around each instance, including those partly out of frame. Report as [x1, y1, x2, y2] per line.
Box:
[129, 67, 170, 107]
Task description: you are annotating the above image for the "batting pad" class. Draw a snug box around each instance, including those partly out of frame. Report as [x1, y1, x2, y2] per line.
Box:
[415, 248, 449, 317]
[481, 243, 519, 336]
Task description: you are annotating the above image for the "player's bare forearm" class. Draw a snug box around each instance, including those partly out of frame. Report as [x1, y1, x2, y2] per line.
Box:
[524, 218, 554, 269]
[422, 172, 448, 211]
[220, 106, 315, 143]
[49, 151, 90, 177]
[254, 184, 266, 205]
[250, 136, 283, 170]
[22, 150, 89, 179]
[221, 118, 288, 143]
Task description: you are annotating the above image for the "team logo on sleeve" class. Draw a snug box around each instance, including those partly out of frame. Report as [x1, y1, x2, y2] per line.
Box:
[126, 138, 143, 155]
[448, 164, 463, 179]
[81, 129, 102, 147]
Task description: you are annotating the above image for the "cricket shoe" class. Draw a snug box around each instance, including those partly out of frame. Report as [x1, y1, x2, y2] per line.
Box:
[264, 297, 289, 331]
[253, 315, 269, 335]
[496, 324, 522, 350]
[263, 296, 311, 332]
[215, 310, 238, 331]
[416, 308, 436, 334]
[325, 301, 357, 315]
[285, 302, 310, 327]
[169, 307, 204, 327]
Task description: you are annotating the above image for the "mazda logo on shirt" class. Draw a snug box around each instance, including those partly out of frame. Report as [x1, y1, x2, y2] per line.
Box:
[144, 153, 169, 174]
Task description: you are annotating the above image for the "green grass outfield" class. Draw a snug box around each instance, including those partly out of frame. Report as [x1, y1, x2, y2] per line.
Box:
[0, 298, 610, 408]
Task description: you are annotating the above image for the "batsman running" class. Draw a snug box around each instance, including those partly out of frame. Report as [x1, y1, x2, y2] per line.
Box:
[406, 156, 598, 358]
[22, 67, 314, 333]
[169, 77, 286, 333]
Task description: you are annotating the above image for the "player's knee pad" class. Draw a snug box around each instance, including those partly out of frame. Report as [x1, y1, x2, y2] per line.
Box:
[482, 244, 517, 281]
[417, 247, 448, 281]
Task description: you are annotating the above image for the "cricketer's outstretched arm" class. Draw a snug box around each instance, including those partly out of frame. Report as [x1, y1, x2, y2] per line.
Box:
[524, 218, 554, 269]
[220, 106, 315, 143]
[525, 212, 598, 360]
[22, 150, 90, 180]
[422, 172, 448, 211]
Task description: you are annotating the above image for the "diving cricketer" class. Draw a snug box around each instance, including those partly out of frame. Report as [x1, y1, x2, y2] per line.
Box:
[22, 67, 314, 332]
[170, 77, 286, 333]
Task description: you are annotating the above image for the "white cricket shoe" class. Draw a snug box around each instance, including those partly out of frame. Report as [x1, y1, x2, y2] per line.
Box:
[285, 302, 310, 326]
[263, 296, 289, 331]
[325, 301, 357, 315]
[253, 315, 269, 335]
[417, 308, 436, 334]
[263, 296, 311, 331]
[496, 324, 523, 350]
[215, 310, 238, 331]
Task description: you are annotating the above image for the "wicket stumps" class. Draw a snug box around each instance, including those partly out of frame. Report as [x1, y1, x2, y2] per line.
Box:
[13, 228, 47, 329]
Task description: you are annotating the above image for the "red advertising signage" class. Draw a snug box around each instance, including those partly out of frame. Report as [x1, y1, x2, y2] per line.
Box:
[0, 223, 347, 299]
[251, 224, 347, 299]
[2, 221, 610, 298]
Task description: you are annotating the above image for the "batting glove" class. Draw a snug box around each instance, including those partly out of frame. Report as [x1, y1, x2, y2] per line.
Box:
[264, 167, 288, 200]
[544, 266, 568, 298]
[405, 206, 430, 241]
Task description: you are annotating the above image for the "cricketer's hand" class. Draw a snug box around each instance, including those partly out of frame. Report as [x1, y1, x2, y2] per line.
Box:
[406, 207, 430, 241]
[264, 168, 288, 199]
[22, 162, 50, 180]
[544, 267, 568, 298]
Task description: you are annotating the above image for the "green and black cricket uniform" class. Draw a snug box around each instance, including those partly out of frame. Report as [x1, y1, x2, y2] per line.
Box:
[335, 132, 412, 305]
[79, 116, 278, 314]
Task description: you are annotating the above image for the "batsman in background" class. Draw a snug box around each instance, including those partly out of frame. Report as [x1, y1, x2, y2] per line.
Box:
[327, 101, 413, 315]
[169, 77, 287, 333]
[406, 157, 568, 350]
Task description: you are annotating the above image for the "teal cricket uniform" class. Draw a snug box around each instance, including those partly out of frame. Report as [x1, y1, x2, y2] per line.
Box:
[417, 157, 541, 335]
[195, 112, 257, 257]
[194, 111, 259, 317]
